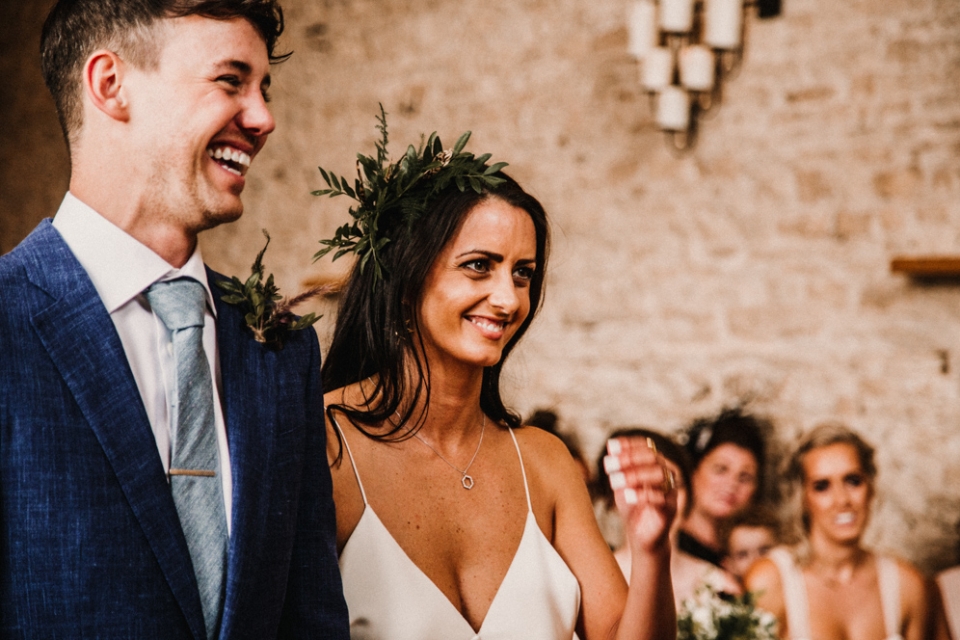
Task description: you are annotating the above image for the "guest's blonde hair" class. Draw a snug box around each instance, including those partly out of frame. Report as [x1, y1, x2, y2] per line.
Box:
[780, 422, 877, 551]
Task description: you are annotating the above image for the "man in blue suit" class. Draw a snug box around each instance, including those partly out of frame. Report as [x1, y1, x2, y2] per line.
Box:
[0, 1, 348, 638]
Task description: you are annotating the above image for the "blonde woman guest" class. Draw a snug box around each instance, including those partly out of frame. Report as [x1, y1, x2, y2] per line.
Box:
[746, 423, 928, 640]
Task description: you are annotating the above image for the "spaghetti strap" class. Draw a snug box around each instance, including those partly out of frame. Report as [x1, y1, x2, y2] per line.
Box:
[331, 415, 369, 506]
[877, 555, 901, 638]
[768, 548, 812, 640]
[507, 428, 533, 513]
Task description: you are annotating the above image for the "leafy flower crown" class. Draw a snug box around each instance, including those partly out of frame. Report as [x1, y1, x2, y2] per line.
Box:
[312, 105, 509, 281]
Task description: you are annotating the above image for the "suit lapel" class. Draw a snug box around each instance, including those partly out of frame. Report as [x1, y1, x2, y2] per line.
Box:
[210, 268, 278, 625]
[22, 222, 207, 640]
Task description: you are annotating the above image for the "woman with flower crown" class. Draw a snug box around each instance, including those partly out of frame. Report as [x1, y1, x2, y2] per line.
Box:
[315, 112, 678, 640]
[745, 423, 928, 640]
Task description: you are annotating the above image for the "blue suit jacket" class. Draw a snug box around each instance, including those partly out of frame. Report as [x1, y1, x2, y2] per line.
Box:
[0, 220, 349, 639]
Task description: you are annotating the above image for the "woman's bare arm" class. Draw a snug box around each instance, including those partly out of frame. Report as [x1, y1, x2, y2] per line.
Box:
[545, 432, 676, 640]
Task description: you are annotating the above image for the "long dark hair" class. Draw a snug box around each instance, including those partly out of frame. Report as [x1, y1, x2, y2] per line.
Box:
[322, 172, 550, 447]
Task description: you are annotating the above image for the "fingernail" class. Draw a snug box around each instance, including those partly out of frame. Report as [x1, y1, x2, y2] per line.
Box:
[603, 455, 621, 473]
[624, 488, 638, 505]
[609, 471, 626, 490]
[607, 439, 622, 455]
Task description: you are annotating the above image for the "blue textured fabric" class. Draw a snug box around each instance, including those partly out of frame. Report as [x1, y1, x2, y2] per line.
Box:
[0, 220, 349, 639]
[146, 278, 228, 640]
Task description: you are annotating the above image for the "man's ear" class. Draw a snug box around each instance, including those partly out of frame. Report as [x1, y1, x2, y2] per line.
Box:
[83, 50, 129, 122]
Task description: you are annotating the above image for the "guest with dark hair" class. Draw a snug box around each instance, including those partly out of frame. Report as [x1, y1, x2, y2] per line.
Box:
[596, 427, 740, 607]
[745, 423, 928, 640]
[719, 505, 781, 582]
[678, 407, 768, 566]
[319, 116, 678, 640]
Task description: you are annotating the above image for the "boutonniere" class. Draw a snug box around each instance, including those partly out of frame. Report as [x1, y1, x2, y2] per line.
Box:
[217, 230, 328, 349]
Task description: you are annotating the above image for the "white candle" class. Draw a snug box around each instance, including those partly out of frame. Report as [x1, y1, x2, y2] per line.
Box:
[659, 0, 694, 33]
[641, 47, 673, 91]
[705, 0, 743, 49]
[679, 45, 714, 91]
[627, 0, 658, 59]
[656, 86, 690, 130]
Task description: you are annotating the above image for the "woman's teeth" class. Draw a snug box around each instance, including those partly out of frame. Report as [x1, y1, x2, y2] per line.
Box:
[470, 317, 505, 332]
[835, 512, 856, 525]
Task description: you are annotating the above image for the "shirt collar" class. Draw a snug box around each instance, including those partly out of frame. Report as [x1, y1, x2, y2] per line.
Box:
[52, 192, 216, 316]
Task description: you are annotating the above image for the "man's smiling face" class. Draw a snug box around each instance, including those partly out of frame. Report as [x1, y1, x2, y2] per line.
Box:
[124, 15, 275, 232]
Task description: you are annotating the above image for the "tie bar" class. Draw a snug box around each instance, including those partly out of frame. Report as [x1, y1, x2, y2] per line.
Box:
[169, 469, 216, 477]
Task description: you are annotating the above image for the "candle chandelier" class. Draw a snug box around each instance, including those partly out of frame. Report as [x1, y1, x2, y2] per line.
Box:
[627, 0, 780, 150]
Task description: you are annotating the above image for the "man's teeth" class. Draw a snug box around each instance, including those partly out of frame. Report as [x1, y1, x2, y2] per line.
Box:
[207, 146, 251, 173]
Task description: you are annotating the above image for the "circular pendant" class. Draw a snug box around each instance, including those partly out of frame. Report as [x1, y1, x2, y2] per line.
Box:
[461, 474, 475, 490]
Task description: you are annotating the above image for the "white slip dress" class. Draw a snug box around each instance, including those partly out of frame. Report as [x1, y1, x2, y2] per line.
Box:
[336, 422, 582, 640]
[768, 547, 903, 640]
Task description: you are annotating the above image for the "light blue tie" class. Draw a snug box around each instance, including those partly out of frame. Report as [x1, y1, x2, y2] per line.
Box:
[146, 278, 227, 640]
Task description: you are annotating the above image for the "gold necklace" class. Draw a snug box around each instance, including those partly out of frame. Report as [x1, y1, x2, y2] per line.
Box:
[413, 414, 486, 490]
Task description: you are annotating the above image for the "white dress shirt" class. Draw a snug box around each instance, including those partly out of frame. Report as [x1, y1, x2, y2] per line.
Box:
[53, 192, 233, 532]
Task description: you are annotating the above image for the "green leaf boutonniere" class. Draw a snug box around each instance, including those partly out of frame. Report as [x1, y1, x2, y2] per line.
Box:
[217, 230, 329, 349]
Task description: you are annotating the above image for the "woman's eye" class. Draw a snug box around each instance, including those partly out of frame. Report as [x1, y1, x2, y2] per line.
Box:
[738, 472, 756, 485]
[845, 474, 864, 487]
[513, 266, 535, 284]
[462, 259, 489, 273]
[811, 479, 830, 492]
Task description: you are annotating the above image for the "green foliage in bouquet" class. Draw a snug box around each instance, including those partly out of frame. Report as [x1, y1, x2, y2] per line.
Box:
[677, 584, 779, 640]
[217, 230, 326, 348]
[311, 104, 509, 282]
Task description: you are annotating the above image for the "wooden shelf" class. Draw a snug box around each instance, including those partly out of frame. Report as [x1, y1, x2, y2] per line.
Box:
[890, 256, 960, 280]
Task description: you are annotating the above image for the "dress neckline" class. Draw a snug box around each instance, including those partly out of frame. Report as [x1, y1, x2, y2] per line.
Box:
[347, 505, 541, 634]
[335, 418, 537, 633]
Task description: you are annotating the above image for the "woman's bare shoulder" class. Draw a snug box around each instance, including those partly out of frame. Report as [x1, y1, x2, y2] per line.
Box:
[745, 553, 784, 594]
[888, 554, 929, 611]
[513, 425, 584, 484]
[323, 381, 365, 410]
[322, 382, 367, 465]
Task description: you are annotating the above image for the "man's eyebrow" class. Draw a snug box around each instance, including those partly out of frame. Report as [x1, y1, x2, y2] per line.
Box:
[214, 59, 252, 74]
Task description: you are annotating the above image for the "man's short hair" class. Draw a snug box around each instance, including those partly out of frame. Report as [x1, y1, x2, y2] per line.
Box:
[41, 0, 288, 148]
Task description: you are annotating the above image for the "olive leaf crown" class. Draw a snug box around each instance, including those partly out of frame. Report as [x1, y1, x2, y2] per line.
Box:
[312, 106, 509, 281]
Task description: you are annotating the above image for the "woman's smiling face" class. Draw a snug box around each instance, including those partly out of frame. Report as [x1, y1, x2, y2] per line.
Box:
[802, 442, 873, 545]
[415, 197, 537, 373]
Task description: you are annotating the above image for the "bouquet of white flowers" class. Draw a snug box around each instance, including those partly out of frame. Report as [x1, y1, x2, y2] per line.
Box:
[677, 584, 779, 640]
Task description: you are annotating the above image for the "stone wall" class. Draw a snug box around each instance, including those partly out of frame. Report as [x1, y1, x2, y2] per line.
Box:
[3, 0, 960, 572]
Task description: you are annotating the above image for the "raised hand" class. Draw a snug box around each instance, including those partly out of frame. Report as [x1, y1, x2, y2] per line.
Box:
[603, 436, 678, 555]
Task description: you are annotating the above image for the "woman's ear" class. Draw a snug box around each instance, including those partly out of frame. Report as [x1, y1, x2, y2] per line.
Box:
[83, 50, 129, 122]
